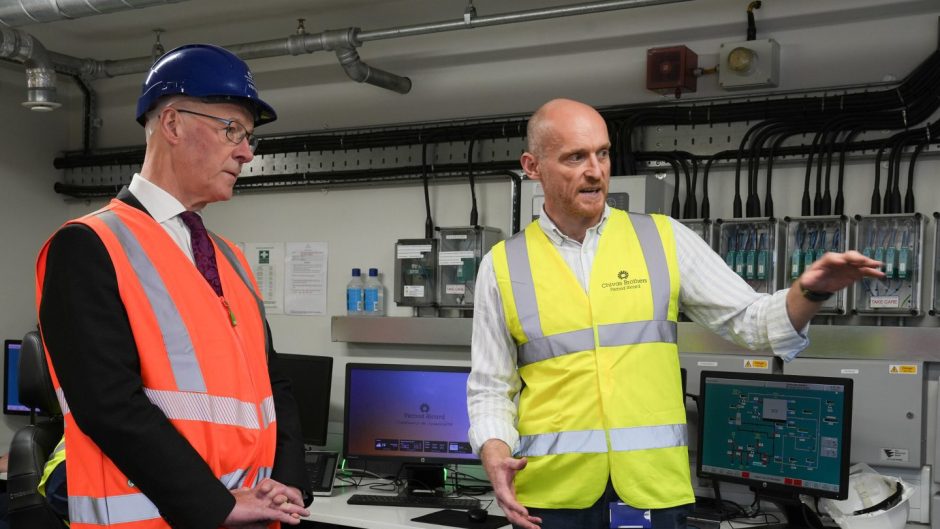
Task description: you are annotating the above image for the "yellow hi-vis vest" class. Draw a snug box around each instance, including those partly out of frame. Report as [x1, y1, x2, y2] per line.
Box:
[491, 209, 693, 509]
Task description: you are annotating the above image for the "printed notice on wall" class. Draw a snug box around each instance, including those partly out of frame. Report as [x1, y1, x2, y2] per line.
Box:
[244, 242, 285, 314]
[284, 242, 328, 315]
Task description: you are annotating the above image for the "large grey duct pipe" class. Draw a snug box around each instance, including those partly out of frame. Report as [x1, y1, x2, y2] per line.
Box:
[48, 0, 691, 93]
[0, 0, 188, 27]
[0, 26, 59, 110]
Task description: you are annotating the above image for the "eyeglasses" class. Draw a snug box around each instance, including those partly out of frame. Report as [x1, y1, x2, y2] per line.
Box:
[175, 109, 259, 152]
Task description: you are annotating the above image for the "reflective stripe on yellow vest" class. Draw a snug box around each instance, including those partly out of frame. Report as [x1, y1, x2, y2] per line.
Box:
[492, 209, 693, 509]
[38, 436, 66, 499]
[35, 200, 278, 529]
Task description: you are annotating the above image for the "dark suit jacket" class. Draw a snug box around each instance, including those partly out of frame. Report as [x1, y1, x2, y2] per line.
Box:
[39, 188, 308, 529]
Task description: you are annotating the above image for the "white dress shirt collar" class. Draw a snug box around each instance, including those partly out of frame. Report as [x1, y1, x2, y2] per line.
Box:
[127, 173, 187, 222]
[536, 204, 610, 246]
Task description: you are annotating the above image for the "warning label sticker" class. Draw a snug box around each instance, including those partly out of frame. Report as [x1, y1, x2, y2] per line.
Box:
[743, 359, 769, 370]
[889, 364, 918, 375]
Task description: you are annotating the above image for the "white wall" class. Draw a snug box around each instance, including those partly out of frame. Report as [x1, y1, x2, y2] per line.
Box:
[6, 0, 940, 449]
[0, 62, 81, 446]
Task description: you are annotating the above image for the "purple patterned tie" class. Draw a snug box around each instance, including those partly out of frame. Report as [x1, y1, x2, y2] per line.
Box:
[179, 211, 224, 297]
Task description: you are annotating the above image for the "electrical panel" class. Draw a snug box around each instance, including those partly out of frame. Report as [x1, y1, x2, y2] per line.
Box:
[519, 174, 672, 225]
[784, 215, 854, 315]
[717, 38, 780, 90]
[437, 226, 502, 310]
[679, 219, 715, 249]
[394, 239, 438, 307]
[784, 358, 925, 469]
[716, 218, 784, 294]
[853, 213, 925, 316]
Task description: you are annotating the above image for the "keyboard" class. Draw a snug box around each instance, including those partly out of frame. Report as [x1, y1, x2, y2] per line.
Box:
[347, 493, 481, 510]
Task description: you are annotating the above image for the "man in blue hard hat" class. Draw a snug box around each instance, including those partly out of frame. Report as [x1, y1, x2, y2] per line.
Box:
[37, 44, 311, 529]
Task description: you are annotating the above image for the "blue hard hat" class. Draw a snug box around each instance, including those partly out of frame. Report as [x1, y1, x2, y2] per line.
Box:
[136, 43, 277, 127]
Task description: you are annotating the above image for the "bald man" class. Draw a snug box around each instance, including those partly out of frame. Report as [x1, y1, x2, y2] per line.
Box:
[467, 98, 882, 529]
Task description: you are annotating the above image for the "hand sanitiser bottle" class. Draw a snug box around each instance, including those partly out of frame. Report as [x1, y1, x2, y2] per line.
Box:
[346, 268, 364, 316]
[363, 268, 385, 316]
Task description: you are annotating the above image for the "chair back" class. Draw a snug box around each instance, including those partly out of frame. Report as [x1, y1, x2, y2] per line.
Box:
[7, 330, 66, 529]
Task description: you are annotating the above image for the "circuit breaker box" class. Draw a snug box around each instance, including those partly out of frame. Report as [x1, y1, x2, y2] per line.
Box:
[716, 218, 785, 294]
[853, 213, 925, 316]
[394, 238, 438, 307]
[436, 226, 502, 310]
[785, 215, 855, 315]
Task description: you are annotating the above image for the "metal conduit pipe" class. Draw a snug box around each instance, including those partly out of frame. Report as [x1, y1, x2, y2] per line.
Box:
[0, 0, 189, 27]
[0, 26, 59, 110]
[358, 0, 690, 41]
[47, 0, 691, 87]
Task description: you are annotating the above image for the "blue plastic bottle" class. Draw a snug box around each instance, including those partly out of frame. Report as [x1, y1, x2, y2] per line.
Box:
[346, 268, 364, 316]
[364, 268, 385, 316]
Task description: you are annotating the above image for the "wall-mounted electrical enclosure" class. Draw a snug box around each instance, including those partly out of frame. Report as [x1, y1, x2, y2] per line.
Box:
[519, 174, 672, 225]
[784, 215, 855, 315]
[679, 219, 715, 248]
[436, 226, 502, 310]
[646, 45, 698, 97]
[394, 238, 438, 307]
[853, 213, 925, 316]
[716, 218, 784, 294]
[718, 38, 779, 90]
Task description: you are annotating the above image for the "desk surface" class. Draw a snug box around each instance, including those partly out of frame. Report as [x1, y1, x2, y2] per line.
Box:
[306, 487, 929, 529]
[305, 485, 507, 529]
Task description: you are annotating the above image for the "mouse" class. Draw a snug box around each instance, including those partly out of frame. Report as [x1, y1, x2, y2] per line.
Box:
[467, 507, 489, 523]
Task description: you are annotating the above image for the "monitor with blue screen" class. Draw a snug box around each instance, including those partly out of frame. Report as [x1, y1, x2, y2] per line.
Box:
[697, 370, 852, 526]
[343, 363, 477, 468]
[4, 339, 30, 415]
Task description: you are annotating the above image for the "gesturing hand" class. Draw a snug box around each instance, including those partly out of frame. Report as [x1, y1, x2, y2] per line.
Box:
[481, 440, 542, 529]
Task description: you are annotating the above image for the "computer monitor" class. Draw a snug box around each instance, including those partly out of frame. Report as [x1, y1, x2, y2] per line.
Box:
[278, 353, 333, 448]
[697, 371, 852, 526]
[343, 363, 477, 482]
[4, 339, 30, 415]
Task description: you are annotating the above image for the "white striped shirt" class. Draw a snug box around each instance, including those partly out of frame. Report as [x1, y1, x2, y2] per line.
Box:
[467, 205, 808, 454]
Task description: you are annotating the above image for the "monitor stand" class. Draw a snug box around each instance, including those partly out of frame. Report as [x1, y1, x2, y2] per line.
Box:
[750, 488, 825, 529]
[400, 463, 446, 496]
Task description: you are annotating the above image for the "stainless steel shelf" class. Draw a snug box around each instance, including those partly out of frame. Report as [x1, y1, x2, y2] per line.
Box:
[332, 316, 940, 361]
[331, 316, 473, 346]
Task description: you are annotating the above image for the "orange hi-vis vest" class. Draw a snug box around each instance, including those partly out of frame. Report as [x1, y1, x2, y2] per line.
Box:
[35, 199, 278, 529]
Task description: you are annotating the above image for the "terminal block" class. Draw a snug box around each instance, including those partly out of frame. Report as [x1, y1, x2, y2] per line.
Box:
[853, 213, 925, 316]
[784, 216, 854, 315]
[716, 218, 784, 294]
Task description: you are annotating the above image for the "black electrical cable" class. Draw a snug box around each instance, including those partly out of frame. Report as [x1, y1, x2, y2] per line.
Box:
[467, 137, 479, 226]
[674, 151, 699, 218]
[421, 140, 434, 238]
[834, 129, 862, 215]
[746, 1, 761, 41]
[904, 141, 928, 213]
[871, 144, 887, 214]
